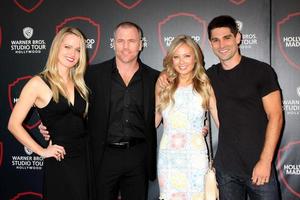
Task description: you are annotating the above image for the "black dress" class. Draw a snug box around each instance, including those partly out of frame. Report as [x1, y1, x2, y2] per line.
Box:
[36, 77, 90, 200]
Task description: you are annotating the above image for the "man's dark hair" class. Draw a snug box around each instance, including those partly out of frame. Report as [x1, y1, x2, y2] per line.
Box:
[207, 15, 239, 40]
[113, 21, 143, 39]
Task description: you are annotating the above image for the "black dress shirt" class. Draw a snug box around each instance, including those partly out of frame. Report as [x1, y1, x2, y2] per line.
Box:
[107, 64, 146, 143]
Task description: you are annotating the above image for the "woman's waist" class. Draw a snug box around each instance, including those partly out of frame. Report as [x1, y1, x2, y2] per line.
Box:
[50, 135, 88, 157]
[163, 129, 205, 135]
[50, 132, 87, 145]
[49, 128, 87, 140]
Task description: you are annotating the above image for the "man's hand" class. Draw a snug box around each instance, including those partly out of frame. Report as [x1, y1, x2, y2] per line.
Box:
[38, 122, 50, 141]
[157, 71, 170, 90]
[251, 159, 271, 186]
[201, 125, 209, 137]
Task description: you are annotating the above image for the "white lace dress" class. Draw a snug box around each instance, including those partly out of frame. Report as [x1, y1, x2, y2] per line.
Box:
[158, 85, 208, 200]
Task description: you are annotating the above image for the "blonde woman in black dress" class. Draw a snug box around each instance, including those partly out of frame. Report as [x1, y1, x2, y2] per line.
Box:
[8, 27, 90, 200]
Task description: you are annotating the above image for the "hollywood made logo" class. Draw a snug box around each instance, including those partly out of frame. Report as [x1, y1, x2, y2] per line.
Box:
[277, 141, 300, 198]
[277, 12, 300, 70]
[157, 12, 206, 55]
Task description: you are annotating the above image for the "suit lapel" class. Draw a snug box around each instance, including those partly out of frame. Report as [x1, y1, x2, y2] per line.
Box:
[102, 60, 113, 120]
[142, 66, 150, 122]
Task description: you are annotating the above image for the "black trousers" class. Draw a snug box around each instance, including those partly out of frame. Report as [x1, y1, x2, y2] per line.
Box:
[97, 142, 148, 200]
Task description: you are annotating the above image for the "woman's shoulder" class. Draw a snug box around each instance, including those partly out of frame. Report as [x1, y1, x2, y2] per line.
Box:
[25, 75, 51, 93]
[29, 75, 46, 86]
[24, 75, 42, 88]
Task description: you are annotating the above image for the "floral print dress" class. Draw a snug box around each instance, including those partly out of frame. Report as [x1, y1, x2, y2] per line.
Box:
[158, 85, 208, 200]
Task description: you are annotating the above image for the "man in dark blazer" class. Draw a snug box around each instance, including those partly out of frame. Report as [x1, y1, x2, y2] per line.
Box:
[86, 22, 159, 200]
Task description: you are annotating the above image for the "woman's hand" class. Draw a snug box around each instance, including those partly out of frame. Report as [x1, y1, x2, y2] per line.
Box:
[41, 140, 66, 161]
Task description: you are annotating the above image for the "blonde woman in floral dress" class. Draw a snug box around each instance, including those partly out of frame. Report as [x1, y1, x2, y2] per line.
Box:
[155, 35, 219, 200]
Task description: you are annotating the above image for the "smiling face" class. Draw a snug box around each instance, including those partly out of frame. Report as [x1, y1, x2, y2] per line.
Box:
[210, 27, 241, 67]
[172, 43, 196, 80]
[57, 33, 81, 70]
[114, 26, 142, 65]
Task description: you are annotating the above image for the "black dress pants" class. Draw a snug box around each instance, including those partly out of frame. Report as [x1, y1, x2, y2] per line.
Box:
[98, 142, 148, 200]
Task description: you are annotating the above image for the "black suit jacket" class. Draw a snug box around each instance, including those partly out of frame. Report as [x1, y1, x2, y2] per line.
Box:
[86, 58, 159, 182]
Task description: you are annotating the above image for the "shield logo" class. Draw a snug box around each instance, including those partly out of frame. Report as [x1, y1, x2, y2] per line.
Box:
[24, 146, 33, 155]
[8, 76, 41, 130]
[297, 87, 300, 98]
[229, 0, 246, 5]
[56, 16, 101, 64]
[157, 12, 207, 55]
[11, 192, 42, 200]
[277, 141, 300, 198]
[115, 0, 143, 9]
[13, 0, 44, 13]
[23, 27, 33, 39]
[236, 20, 243, 31]
[277, 12, 300, 70]
[0, 141, 3, 167]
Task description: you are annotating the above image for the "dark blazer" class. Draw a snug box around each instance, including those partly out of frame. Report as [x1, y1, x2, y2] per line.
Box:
[86, 58, 159, 182]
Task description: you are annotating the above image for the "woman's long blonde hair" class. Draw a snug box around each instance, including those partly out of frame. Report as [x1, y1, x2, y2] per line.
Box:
[157, 35, 212, 112]
[40, 27, 89, 113]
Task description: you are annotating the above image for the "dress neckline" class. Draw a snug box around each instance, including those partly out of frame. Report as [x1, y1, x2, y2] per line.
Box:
[177, 84, 193, 90]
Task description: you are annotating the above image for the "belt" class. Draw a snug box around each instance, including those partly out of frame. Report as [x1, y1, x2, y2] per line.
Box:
[107, 138, 145, 149]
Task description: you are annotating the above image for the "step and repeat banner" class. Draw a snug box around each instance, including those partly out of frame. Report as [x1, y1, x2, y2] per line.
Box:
[0, 0, 299, 199]
[272, 1, 300, 199]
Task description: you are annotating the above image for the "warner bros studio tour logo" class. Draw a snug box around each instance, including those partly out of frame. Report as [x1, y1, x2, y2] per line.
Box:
[14, 0, 44, 13]
[157, 12, 206, 55]
[109, 36, 148, 50]
[10, 27, 46, 54]
[236, 20, 258, 49]
[11, 142, 44, 171]
[277, 141, 300, 198]
[11, 147, 44, 170]
[277, 12, 300, 70]
[56, 16, 101, 64]
[115, 0, 143, 9]
[283, 86, 300, 115]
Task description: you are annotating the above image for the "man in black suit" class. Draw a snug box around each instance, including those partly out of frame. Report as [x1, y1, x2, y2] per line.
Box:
[86, 22, 159, 200]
